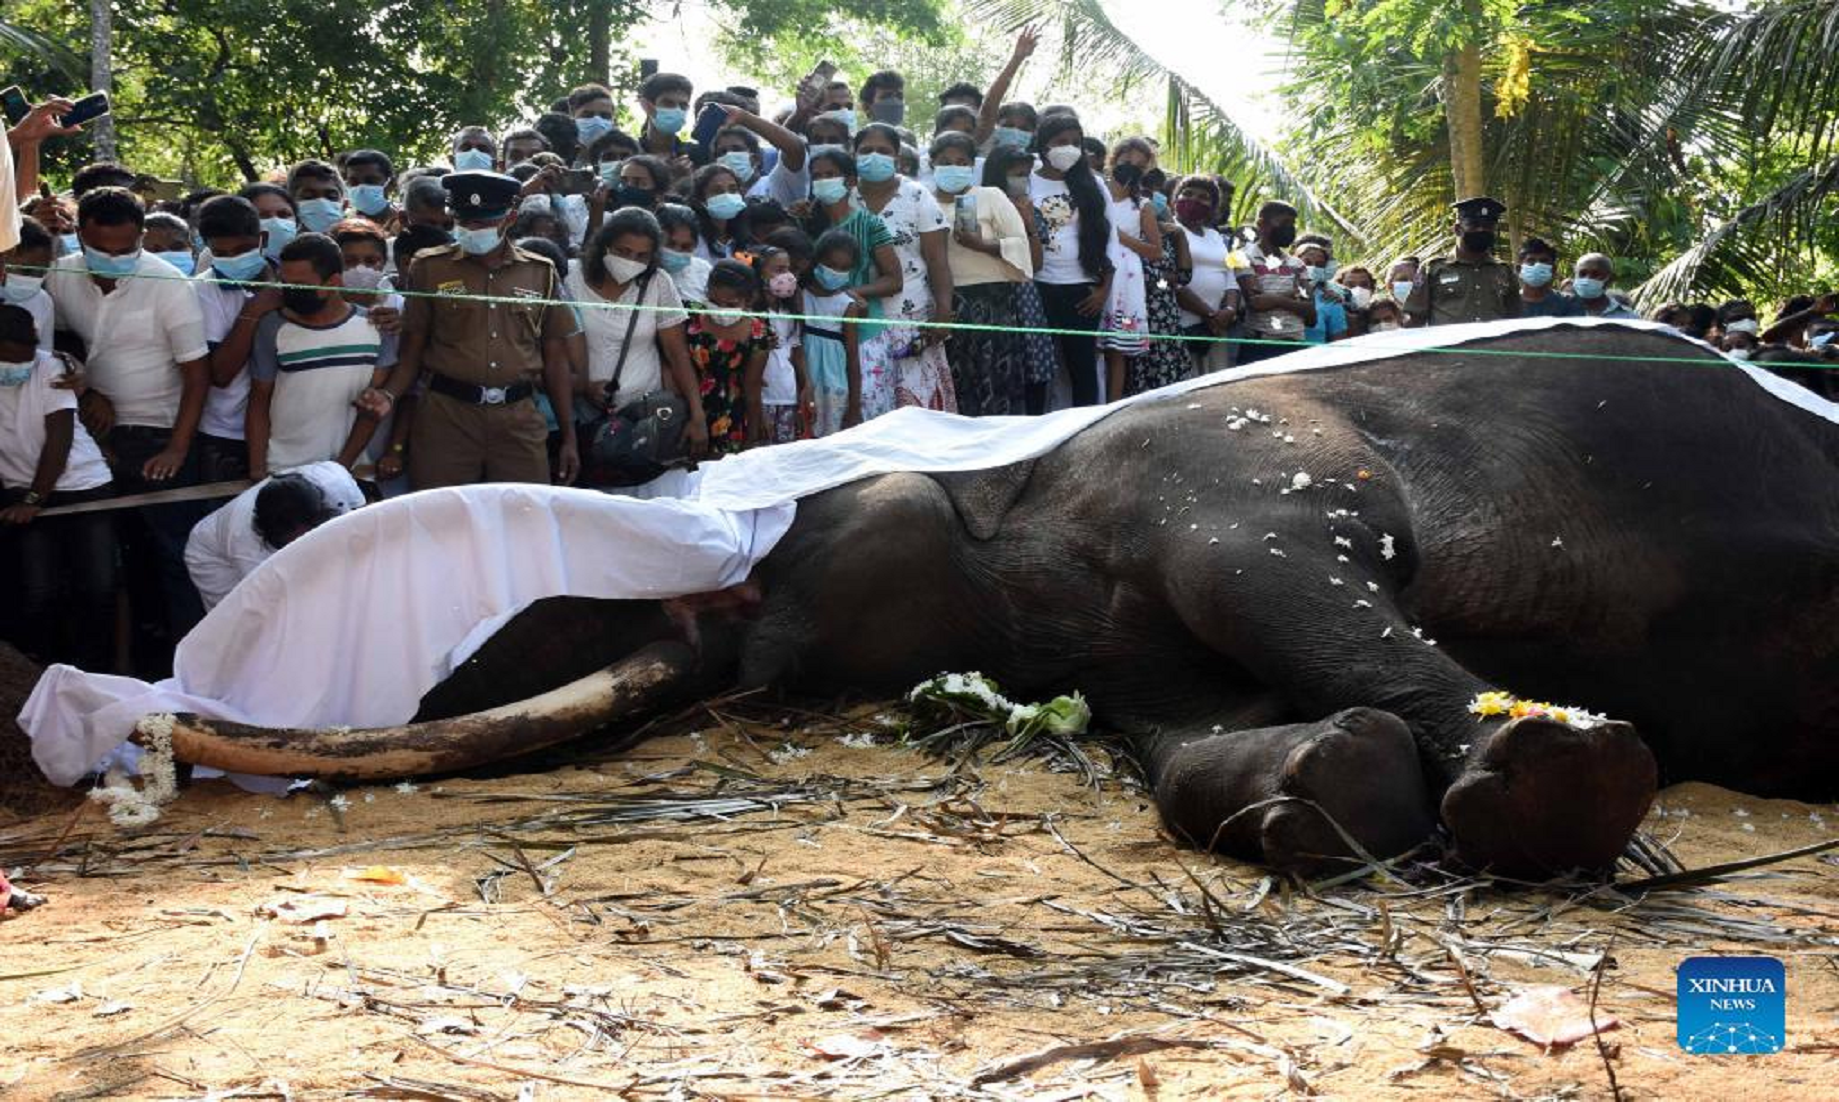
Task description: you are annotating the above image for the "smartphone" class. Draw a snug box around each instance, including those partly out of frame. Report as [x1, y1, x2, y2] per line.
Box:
[691, 103, 730, 151]
[639, 58, 659, 80]
[59, 91, 110, 128]
[800, 61, 837, 98]
[954, 193, 979, 236]
[0, 86, 29, 126]
[869, 98, 906, 126]
[556, 167, 599, 196]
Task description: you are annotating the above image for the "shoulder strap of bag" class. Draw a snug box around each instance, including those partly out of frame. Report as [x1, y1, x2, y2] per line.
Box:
[604, 270, 655, 402]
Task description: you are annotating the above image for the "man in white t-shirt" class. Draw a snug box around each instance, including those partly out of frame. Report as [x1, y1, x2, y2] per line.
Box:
[46, 185, 213, 644]
[0, 216, 57, 352]
[184, 460, 363, 610]
[191, 193, 275, 482]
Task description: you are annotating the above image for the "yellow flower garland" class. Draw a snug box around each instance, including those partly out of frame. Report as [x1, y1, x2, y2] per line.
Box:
[1467, 691, 1608, 730]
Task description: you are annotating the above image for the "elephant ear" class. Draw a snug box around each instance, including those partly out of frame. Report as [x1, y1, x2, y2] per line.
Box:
[930, 460, 1037, 541]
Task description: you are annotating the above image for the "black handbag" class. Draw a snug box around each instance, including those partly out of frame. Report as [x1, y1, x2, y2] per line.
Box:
[580, 271, 693, 487]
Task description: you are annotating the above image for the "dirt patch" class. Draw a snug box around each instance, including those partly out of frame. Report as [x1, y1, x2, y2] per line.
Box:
[0, 643, 80, 823]
[1, 703, 1835, 1099]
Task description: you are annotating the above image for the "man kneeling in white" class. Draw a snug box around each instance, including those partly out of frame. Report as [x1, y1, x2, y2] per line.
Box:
[184, 460, 364, 609]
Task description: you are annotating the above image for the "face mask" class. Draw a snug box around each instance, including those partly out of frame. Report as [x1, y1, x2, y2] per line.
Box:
[1812, 330, 1836, 349]
[718, 152, 757, 184]
[652, 106, 687, 135]
[869, 98, 905, 125]
[283, 285, 328, 316]
[812, 177, 849, 205]
[1391, 279, 1414, 300]
[454, 148, 494, 172]
[212, 250, 267, 287]
[520, 193, 553, 215]
[455, 225, 502, 255]
[342, 264, 386, 292]
[1151, 192, 1169, 217]
[603, 253, 650, 283]
[659, 248, 693, 273]
[815, 264, 850, 291]
[1727, 347, 1753, 361]
[705, 191, 747, 221]
[705, 307, 744, 326]
[856, 152, 897, 183]
[1112, 163, 1144, 188]
[0, 362, 32, 387]
[59, 233, 80, 256]
[83, 246, 142, 278]
[576, 116, 614, 145]
[1461, 229, 1497, 253]
[599, 160, 624, 184]
[819, 108, 857, 132]
[260, 216, 298, 260]
[0, 273, 44, 302]
[1306, 264, 1331, 285]
[613, 183, 656, 209]
[1519, 261, 1554, 288]
[767, 271, 798, 299]
[1371, 320, 1401, 332]
[993, 125, 1032, 150]
[1349, 286, 1374, 310]
[1045, 146, 1083, 172]
[154, 250, 195, 275]
[933, 165, 976, 194]
[1268, 224, 1297, 249]
[1571, 275, 1606, 300]
[349, 183, 390, 216]
[297, 197, 345, 233]
[1004, 175, 1031, 199]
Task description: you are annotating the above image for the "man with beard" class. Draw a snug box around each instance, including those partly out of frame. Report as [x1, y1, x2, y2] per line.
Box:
[1406, 196, 1519, 326]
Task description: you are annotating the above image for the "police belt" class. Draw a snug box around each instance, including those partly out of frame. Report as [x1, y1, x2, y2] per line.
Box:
[428, 373, 536, 406]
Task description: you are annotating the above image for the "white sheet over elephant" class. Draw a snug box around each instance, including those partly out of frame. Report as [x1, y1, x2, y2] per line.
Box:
[21, 317, 1834, 786]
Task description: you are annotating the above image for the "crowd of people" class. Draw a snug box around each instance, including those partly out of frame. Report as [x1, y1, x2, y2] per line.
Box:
[2, 31, 1837, 680]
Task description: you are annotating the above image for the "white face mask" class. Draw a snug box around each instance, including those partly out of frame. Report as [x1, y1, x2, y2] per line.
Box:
[603, 254, 649, 284]
[1727, 347, 1753, 361]
[705, 307, 745, 326]
[1349, 286, 1374, 310]
[1045, 146, 1084, 172]
[1371, 320, 1401, 332]
[0, 273, 44, 303]
[342, 264, 386, 291]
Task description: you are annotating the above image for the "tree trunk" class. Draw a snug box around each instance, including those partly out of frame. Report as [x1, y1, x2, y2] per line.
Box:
[1444, 40, 1485, 201]
[587, 0, 611, 87]
[88, 0, 116, 161]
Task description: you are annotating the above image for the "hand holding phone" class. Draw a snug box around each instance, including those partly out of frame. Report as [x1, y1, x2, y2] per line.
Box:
[691, 103, 730, 151]
[0, 86, 29, 126]
[58, 91, 110, 129]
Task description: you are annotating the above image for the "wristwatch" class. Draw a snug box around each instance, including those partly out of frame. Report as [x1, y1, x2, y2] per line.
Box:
[22, 490, 43, 506]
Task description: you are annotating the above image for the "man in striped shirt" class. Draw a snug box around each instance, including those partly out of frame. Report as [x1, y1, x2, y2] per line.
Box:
[245, 233, 397, 478]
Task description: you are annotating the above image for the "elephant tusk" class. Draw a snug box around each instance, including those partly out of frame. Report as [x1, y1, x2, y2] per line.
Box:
[138, 641, 696, 781]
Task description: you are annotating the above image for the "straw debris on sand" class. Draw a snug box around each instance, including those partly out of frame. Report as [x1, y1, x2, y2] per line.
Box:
[2, 693, 1836, 1100]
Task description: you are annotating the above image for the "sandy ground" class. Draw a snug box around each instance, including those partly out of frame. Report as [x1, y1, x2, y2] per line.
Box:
[2, 700, 1837, 1101]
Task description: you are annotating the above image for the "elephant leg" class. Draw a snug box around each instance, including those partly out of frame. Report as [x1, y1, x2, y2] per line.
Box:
[1138, 705, 1436, 871]
[1160, 524, 1657, 878]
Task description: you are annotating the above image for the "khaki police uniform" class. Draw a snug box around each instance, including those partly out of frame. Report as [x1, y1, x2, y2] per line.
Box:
[1406, 255, 1520, 326]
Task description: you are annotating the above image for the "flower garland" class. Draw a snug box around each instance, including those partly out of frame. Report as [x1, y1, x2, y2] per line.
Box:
[1467, 691, 1609, 730]
[88, 713, 180, 828]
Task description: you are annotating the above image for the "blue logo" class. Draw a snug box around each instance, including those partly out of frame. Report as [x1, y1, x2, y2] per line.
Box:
[1677, 956, 1784, 1054]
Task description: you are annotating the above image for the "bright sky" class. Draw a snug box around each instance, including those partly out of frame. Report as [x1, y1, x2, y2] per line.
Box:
[628, 0, 1289, 143]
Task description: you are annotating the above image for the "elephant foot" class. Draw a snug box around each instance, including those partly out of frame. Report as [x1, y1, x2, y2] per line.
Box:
[1440, 716, 1658, 878]
[1154, 708, 1436, 872]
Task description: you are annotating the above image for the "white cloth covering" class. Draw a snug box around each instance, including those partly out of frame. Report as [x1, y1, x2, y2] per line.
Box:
[23, 317, 1837, 785]
[184, 461, 367, 611]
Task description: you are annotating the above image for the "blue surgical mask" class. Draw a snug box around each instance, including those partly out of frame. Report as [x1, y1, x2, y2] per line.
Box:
[811, 178, 849, 206]
[814, 264, 850, 291]
[599, 159, 623, 184]
[59, 233, 80, 257]
[83, 246, 141, 278]
[1151, 192, 1169, 217]
[652, 106, 687, 135]
[261, 216, 298, 260]
[856, 152, 897, 183]
[994, 125, 1032, 150]
[0, 273, 44, 303]
[807, 143, 845, 159]
[576, 115, 614, 146]
[1306, 265, 1331, 285]
[819, 109, 856, 132]
[717, 152, 757, 184]
[1519, 261, 1554, 288]
[455, 225, 503, 255]
[212, 249, 268, 283]
[705, 192, 747, 221]
[1572, 275, 1606, 300]
[1391, 279, 1414, 300]
[0, 362, 33, 387]
[454, 148, 494, 172]
[350, 183, 390, 216]
[933, 165, 976, 194]
[154, 250, 196, 275]
[1812, 330, 1836, 349]
[659, 248, 692, 273]
[297, 197, 344, 233]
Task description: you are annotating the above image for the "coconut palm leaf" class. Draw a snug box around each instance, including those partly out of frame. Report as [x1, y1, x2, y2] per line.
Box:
[0, 20, 85, 82]
[1634, 155, 1839, 305]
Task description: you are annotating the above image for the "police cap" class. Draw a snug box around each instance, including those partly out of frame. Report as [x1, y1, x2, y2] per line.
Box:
[1452, 195, 1507, 224]
[443, 170, 522, 221]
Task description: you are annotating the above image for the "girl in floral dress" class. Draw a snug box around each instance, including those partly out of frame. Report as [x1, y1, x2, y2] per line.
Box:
[685, 260, 772, 456]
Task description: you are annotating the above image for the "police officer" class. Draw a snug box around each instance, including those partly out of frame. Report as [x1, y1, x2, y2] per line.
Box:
[359, 171, 578, 489]
[1405, 196, 1519, 327]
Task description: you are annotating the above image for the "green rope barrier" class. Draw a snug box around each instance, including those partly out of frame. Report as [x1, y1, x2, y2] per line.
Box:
[7, 259, 1835, 370]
